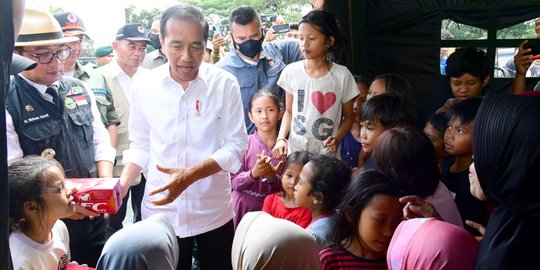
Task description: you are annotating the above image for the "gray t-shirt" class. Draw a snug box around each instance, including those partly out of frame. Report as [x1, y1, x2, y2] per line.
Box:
[307, 213, 339, 250]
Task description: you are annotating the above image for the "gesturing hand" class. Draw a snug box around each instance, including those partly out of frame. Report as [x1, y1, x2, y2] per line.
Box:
[400, 195, 441, 220]
[253, 150, 284, 180]
[149, 164, 196, 206]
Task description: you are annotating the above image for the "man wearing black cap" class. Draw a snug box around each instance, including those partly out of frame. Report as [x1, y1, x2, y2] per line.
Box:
[6, 8, 115, 267]
[97, 23, 150, 236]
[54, 11, 120, 148]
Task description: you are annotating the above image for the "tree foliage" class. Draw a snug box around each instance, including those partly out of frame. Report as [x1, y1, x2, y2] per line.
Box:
[442, 19, 537, 40]
[181, 0, 310, 27]
[125, 5, 163, 30]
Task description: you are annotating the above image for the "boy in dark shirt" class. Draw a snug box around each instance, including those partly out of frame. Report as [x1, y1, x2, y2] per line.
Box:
[442, 97, 488, 235]
[437, 47, 490, 113]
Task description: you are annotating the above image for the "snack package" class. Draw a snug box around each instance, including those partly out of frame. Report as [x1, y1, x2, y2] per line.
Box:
[65, 178, 122, 214]
[65, 263, 95, 270]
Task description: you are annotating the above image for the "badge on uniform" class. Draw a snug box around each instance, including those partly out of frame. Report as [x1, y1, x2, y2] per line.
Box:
[195, 100, 202, 117]
[64, 97, 76, 109]
[92, 87, 107, 95]
[66, 85, 84, 96]
[73, 94, 88, 106]
[25, 104, 34, 112]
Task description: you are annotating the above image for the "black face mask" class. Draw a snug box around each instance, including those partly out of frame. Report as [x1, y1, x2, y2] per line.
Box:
[234, 34, 264, 58]
[149, 33, 161, 50]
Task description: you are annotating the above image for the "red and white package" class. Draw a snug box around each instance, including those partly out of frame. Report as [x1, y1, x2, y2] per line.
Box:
[65, 178, 122, 214]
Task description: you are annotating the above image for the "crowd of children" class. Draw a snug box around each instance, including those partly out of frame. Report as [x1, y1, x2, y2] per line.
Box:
[7, 5, 540, 270]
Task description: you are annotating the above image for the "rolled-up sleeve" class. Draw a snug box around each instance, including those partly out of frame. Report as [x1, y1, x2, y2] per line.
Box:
[210, 79, 247, 173]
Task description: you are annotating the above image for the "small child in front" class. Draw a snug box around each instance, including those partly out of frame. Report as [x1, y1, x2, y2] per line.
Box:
[359, 93, 416, 170]
[262, 151, 313, 228]
[294, 154, 351, 250]
[319, 170, 403, 269]
[231, 89, 284, 229]
[8, 156, 76, 269]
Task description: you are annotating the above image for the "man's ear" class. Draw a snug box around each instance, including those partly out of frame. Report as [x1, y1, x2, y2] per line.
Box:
[112, 41, 120, 52]
[482, 75, 491, 87]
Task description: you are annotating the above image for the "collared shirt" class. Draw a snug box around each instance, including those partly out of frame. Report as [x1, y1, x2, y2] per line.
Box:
[124, 62, 248, 237]
[104, 59, 144, 103]
[217, 39, 302, 134]
[6, 74, 116, 165]
[141, 49, 168, 70]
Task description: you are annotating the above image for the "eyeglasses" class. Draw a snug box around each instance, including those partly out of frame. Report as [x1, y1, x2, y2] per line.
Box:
[23, 48, 72, 64]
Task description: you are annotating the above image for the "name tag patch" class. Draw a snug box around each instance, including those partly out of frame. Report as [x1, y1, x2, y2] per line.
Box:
[23, 113, 50, 124]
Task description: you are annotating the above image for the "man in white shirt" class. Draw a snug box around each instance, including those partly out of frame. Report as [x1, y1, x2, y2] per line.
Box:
[6, 8, 115, 267]
[119, 5, 247, 270]
[97, 23, 151, 236]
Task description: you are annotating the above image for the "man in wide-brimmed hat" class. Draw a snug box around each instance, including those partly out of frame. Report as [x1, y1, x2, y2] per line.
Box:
[5, 7, 115, 267]
[54, 11, 121, 147]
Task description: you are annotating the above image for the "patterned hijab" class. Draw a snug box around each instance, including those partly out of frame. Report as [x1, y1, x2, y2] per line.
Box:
[473, 94, 540, 269]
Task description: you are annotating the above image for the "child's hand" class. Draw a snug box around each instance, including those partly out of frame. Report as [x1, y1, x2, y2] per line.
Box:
[68, 204, 101, 221]
[66, 185, 101, 220]
[272, 139, 288, 160]
[323, 136, 339, 153]
[251, 150, 273, 179]
[399, 195, 441, 220]
[465, 220, 486, 242]
[263, 160, 284, 180]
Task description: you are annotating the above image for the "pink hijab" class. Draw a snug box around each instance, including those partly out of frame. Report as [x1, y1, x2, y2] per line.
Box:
[387, 218, 479, 270]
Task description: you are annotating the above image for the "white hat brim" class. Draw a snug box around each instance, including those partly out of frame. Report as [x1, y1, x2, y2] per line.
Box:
[15, 35, 80, 47]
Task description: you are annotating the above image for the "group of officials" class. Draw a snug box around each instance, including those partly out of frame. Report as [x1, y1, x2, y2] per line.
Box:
[7, 1, 323, 269]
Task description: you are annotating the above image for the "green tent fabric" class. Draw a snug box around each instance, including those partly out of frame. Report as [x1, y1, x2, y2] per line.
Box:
[329, 0, 540, 123]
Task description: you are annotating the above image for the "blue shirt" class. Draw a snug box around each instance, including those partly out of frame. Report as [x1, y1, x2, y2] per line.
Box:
[217, 39, 302, 134]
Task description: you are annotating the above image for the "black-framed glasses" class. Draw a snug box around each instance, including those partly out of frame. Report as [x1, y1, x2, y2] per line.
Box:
[23, 48, 72, 64]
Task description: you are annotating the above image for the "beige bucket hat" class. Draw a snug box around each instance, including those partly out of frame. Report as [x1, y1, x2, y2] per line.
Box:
[15, 8, 79, 47]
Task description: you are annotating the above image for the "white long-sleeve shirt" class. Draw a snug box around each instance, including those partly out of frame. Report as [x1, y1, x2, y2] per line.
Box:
[123, 62, 248, 237]
[6, 74, 116, 165]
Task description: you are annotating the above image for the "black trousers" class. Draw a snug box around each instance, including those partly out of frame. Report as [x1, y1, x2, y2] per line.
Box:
[107, 173, 146, 237]
[176, 220, 234, 270]
[63, 215, 107, 267]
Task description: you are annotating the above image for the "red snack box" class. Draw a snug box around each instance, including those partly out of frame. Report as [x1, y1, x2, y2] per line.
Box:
[65, 263, 95, 270]
[65, 178, 122, 214]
